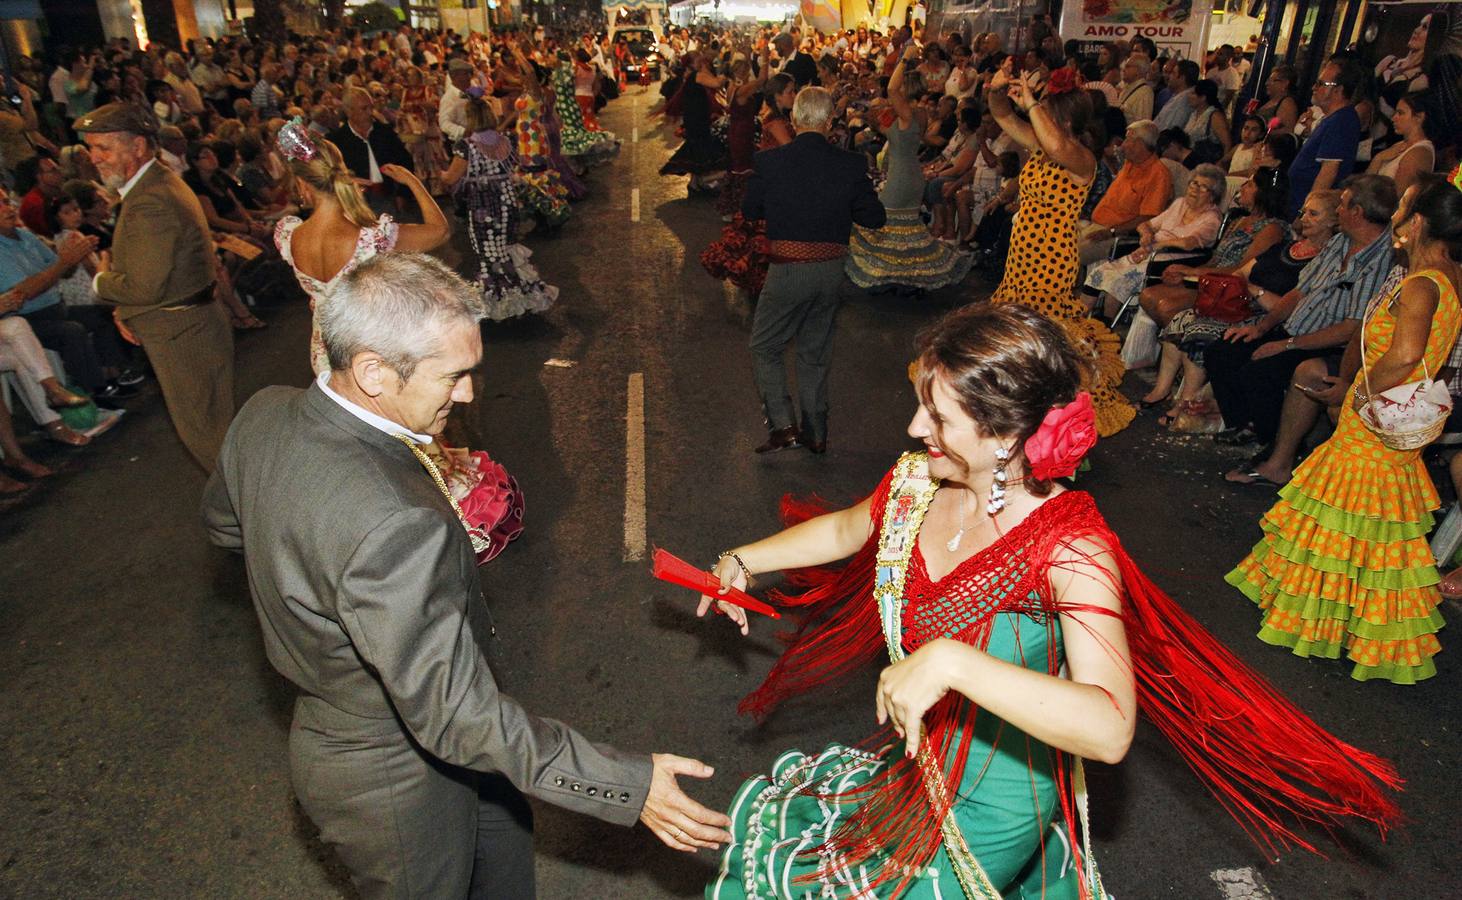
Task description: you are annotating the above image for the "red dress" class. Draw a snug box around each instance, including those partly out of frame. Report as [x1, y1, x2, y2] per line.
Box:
[700, 113, 786, 296]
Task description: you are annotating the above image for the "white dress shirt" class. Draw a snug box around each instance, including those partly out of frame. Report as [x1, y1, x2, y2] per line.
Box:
[351, 124, 382, 183]
[317, 372, 431, 444]
[438, 84, 468, 142]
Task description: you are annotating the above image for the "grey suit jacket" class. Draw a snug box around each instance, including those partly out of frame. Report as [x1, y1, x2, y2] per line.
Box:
[202, 383, 652, 825]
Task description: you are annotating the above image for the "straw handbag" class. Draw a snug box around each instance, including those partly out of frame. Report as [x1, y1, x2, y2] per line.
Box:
[1356, 291, 1452, 451]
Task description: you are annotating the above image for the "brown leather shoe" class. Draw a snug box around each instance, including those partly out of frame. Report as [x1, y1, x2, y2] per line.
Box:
[754, 425, 802, 454]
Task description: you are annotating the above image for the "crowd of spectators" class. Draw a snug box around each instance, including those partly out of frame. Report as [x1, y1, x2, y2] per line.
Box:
[0, 17, 655, 495]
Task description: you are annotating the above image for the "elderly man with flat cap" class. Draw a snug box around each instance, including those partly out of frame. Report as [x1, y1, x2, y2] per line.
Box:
[76, 102, 233, 472]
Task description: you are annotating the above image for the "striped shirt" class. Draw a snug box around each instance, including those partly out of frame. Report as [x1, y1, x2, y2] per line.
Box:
[1285, 229, 1394, 337]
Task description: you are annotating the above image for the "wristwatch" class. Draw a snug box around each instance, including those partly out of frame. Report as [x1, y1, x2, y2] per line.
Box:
[1285, 337, 1297, 351]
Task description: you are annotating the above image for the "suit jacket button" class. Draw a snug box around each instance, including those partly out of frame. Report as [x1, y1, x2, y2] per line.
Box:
[620, 793, 630, 802]
[571, 782, 582, 792]
[587, 787, 597, 796]
[554, 776, 565, 787]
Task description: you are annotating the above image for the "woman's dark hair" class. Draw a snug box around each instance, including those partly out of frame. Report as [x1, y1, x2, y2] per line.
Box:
[997, 150, 1021, 178]
[1194, 79, 1221, 109]
[1268, 64, 1295, 90]
[146, 78, 172, 103]
[1249, 166, 1290, 219]
[1264, 131, 1298, 169]
[1409, 180, 1462, 262]
[1396, 89, 1443, 142]
[1240, 114, 1267, 138]
[210, 139, 237, 170]
[1041, 87, 1092, 139]
[574, 48, 591, 64]
[763, 73, 794, 110]
[958, 105, 981, 131]
[914, 304, 1090, 493]
[45, 193, 79, 234]
[61, 178, 100, 210]
[1080, 60, 1103, 83]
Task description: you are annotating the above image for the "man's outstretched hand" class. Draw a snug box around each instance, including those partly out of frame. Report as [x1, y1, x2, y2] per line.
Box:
[639, 753, 733, 853]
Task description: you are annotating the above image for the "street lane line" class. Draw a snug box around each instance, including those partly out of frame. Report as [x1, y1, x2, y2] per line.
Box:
[1210, 868, 1275, 900]
[631, 188, 640, 222]
[623, 373, 646, 562]
[632, 126, 639, 143]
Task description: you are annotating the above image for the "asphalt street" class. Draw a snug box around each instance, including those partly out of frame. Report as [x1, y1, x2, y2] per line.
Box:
[1, 91, 1458, 900]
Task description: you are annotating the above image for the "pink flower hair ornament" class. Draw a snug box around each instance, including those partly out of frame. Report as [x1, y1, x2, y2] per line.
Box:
[1024, 392, 1097, 481]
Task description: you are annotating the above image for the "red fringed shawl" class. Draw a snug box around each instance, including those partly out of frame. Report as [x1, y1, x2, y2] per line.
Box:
[740, 473, 1402, 897]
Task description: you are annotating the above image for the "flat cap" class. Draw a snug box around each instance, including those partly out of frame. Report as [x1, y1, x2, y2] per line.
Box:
[447, 57, 474, 73]
[73, 102, 159, 137]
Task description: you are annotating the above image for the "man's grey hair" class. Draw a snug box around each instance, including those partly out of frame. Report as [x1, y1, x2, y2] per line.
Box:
[321, 253, 487, 381]
[1190, 163, 1228, 204]
[1126, 55, 1151, 78]
[792, 86, 835, 131]
[1125, 119, 1159, 149]
[1341, 173, 1399, 226]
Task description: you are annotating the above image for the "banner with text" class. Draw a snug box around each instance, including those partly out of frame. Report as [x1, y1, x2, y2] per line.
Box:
[1059, 0, 1214, 62]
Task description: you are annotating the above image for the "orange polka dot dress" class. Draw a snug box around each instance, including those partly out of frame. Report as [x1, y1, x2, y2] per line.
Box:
[990, 151, 1134, 436]
[1227, 270, 1460, 684]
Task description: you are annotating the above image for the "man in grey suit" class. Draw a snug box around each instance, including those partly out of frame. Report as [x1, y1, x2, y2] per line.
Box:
[202, 254, 730, 898]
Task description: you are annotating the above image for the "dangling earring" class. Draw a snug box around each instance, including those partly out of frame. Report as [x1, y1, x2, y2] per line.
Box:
[988, 445, 1011, 516]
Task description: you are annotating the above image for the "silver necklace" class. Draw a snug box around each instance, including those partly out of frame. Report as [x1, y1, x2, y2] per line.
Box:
[946, 490, 974, 553]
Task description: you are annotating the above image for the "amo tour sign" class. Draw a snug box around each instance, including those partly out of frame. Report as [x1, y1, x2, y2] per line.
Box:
[1059, 0, 1214, 62]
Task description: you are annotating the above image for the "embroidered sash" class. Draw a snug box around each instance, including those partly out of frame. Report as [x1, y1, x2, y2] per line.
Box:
[872, 452, 1106, 900]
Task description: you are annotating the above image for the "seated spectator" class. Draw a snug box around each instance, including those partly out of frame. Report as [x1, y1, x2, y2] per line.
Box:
[0, 290, 91, 447]
[1140, 167, 1289, 327]
[0, 388, 54, 494]
[1228, 177, 1449, 487]
[183, 141, 270, 243]
[1077, 119, 1171, 265]
[1184, 80, 1231, 165]
[61, 179, 113, 250]
[327, 86, 414, 216]
[1116, 53, 1154, 122]
[964, 151, 1022, 262]
[56, 144, 102, 185]
[17, 155, 65, 237]
[1153, 59, 1200, 133]
[923, 106, 984, 240]
[1207, 175, 1398, 448]
[1156, 127, 1200, 197]
[148, 79, 182, 126]
[157, 125, 189, 174]
[1083, 163, 1226, 319]
[1151, 189, 1342, 430]
[1287, 57, 1364, 216]
[1223, 115, 1268, 180]
[1365, 89, 1437, 196]
[0, 185, 114, 401]
[1080, 107, 1127, 221]
[46, 194, 136, 400]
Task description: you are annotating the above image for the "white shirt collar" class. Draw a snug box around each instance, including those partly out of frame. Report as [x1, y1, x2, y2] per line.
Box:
[317, 372, 431, 444]
[118, 157, 158, 199]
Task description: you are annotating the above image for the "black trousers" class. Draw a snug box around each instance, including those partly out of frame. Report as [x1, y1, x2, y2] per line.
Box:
[21, 304, 106, 393]
[1205, 327, 1339, 441]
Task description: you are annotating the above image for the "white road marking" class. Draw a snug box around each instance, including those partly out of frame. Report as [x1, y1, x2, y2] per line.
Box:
[1210, 868, 1275, 900]
[632, 126, 639, 143]
[631, 188, 640, 222]
[623, 373, 646, 562]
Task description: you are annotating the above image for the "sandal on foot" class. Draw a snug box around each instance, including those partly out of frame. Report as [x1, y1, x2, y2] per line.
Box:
[44, 422, 90, 446]
[1224, 468, 1287, 488]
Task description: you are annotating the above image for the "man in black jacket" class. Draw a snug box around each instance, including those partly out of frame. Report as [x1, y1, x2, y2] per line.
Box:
[327, 86, 414, 216]
[742, 87, 886, 455]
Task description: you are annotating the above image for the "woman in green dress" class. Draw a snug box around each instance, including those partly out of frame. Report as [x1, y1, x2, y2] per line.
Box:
[697, 305, 1402, 899]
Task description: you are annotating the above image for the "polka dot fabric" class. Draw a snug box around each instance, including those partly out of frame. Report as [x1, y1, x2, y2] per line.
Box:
[1227, 271, 1461, 684]
[990, 151, 1135, 436]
